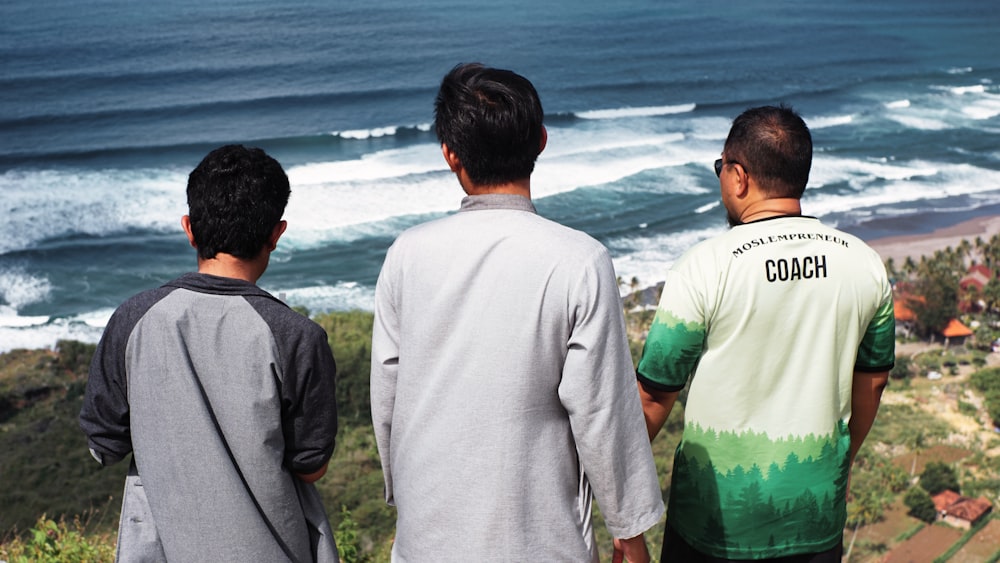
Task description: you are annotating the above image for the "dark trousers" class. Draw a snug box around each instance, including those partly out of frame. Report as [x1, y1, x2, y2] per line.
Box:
[660, 523, 843, 563]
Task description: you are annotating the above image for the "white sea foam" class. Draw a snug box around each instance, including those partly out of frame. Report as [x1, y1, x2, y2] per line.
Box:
[0, 167, 186, 255]
[336, 126, 399, 139]
[950, 84, 986, 95]
[805, 160, 1000, 217]
[961, 93, 1000, 120]
[695, 201, 720, 214]
[0, 267, 52, 310]
[577, 103, 697, 120]
[609, 225, 726, 292]
[809, 114, 853, 129]
[0, 319, 104, 353]
[884, 99, 910, 109]
[269, 281, 375, 313]
[947, 67, 973, 74]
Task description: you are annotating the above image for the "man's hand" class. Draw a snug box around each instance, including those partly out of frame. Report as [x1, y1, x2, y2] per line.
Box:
[613, 533, 651, 563]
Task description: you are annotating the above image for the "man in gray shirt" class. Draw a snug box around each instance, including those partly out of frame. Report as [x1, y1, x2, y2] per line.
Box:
[371, 63, 663, 562]
[80, 145, 339, 562]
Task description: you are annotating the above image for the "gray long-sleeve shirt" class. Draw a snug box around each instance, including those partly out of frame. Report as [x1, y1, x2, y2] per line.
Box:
[80, 272, 339, 562]
[371, 194, 663, 562]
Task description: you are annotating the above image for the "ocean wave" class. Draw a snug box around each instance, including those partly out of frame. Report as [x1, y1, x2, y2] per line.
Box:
[809, 114, 854, 129]
[269, 281, 375, 313]
[0, 267, 52, 310]
[0, 167, 186, 255]
[806, 160, 1000, 217]
[576, 103, 697, 120]
[949, 84, 987, 95]
[331, 123, 432, 140]
[0, 315, 105, 354]
[608, 225, 727, 290]
[884, 99, 910, 109]
[695, 201, 720, 214]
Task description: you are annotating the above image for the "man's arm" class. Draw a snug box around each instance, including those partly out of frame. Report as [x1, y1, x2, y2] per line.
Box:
[849, 370, 889, 465]
[370, 261, 401, 504]
[637, 381, 679, 442]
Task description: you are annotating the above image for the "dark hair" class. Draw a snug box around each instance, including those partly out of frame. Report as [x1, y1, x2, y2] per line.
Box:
[434, 63, 545, 186]
[186, 145, 290, 260]
[723, 105, 812, 198]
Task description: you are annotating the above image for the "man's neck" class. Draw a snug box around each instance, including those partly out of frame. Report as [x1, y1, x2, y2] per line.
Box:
[196, 253, 268, 284]
[737, 198, 802, 224]
[462, 176, 532, 199]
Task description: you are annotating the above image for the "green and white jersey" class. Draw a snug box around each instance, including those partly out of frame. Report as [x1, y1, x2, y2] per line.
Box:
[637, 215, 894, 559]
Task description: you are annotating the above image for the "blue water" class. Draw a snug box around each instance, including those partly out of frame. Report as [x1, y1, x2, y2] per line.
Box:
[2, 0, 999, 350]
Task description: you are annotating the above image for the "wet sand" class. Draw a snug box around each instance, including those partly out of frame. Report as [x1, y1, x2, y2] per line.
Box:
[864, 215, 1000, 264]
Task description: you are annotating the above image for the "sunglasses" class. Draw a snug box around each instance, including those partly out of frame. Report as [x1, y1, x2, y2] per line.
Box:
[714, 158, 745, 177]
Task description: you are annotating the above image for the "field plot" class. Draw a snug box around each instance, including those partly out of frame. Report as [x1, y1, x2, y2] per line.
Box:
[947, 519, 1000, 563]
[883, 524, 963, 563]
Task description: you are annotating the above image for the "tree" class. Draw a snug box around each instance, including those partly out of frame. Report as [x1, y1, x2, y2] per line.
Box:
[904, 486, 937, 523]
[890, 354, 913, 380]
[909, 265, 959, 338]
[920, 461, 959, 495]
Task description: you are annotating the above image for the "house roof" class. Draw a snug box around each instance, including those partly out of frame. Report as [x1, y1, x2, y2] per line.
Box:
[931, 490, 994, 522]
[941, 318, 973, 338]
[933, 490, 962, 512]
[894, 301, 915, 322]
[945, 497, 993, 522]
[960, 270, 991, 291]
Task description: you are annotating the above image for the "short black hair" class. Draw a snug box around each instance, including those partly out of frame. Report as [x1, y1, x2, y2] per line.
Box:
[434, 63, 545, 186]
[724, 105, 812, 198]
[186, 145, 290, 260]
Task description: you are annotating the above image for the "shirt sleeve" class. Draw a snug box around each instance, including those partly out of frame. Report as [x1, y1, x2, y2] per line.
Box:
[78, 290, 168, 466]
[855, 276, 896, 372]
[279, 320, 339, 475]
[557, 245, 664, 539]
[636, 260, 707, 391]
[370, 247, 401, 505]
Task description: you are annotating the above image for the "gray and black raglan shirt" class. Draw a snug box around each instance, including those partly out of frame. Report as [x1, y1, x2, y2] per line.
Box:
[80, 272, 338, 562]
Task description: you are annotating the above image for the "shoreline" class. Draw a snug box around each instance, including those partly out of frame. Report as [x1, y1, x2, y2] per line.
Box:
[862, 214, 1000, 265]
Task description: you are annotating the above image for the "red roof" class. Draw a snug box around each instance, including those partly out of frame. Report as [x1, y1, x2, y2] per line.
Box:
[931, 490, 993, 523]
[933, 490, 962, 512]
[960, 268, 991, 291]
[941, 318, 973, 338]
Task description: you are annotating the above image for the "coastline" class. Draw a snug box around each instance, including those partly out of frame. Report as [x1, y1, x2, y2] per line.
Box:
[861, 214, 1000, 265]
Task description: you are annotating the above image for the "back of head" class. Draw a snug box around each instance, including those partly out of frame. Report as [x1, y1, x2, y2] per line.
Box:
[723, 105, 812, 198]
[186, 145, 290, 260]
[434, 63, 545, 186]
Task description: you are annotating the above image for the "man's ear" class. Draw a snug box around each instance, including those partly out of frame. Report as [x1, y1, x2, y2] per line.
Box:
[730, 163, 750, 199]
[538, 126, 547, 156]
[267, 220, 288, 252]
[180, 216, 197, 249]
[441, 143, 462, 173]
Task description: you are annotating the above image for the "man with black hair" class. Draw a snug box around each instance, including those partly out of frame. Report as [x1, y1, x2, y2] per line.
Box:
[80, 145, 339, 562]
[370, 63, 664, 562]
[637, 105, 895, 562]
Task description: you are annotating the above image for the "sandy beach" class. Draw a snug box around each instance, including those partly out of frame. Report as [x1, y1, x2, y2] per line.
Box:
[864, 215, 1000, 264]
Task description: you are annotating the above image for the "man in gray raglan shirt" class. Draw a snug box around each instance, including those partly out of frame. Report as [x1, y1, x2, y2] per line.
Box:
[80, 145, 339, 562]
[370, 63, 664, 562]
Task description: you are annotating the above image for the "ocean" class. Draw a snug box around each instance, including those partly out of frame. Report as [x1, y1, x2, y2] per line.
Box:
[1, 0, 999, 352]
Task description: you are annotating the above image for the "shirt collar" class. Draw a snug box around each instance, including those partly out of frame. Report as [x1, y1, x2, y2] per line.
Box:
[459, 194, 537, 214]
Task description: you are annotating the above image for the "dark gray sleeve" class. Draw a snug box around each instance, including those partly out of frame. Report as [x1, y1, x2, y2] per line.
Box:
[250, 298, 338, 474]
[78, 287, 172, 466]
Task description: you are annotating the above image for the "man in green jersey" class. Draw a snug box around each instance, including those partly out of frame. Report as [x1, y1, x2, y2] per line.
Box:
[637, 105, 895, 561]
